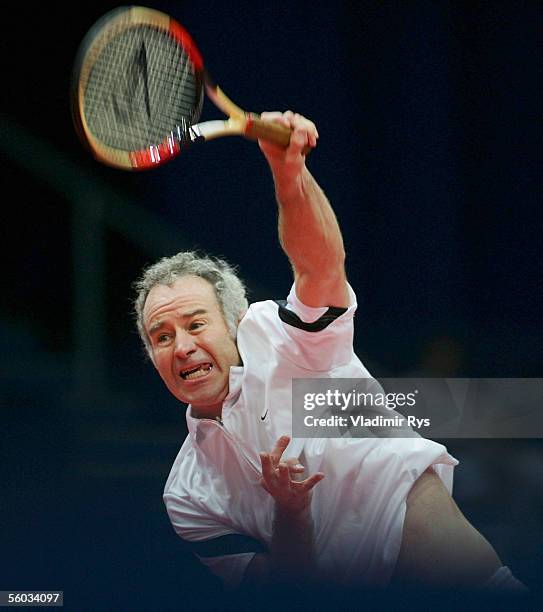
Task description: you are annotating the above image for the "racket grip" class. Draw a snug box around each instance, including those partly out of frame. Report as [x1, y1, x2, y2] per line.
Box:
[245, 115, 311, 154]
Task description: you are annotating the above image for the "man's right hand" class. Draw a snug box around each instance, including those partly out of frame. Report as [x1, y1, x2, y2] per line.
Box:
[243, 435, 324, 585]
[259, 435, 324, 515]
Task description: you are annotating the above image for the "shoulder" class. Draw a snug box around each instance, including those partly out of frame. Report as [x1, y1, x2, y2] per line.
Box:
[241, 282, 358, 335]
[238, 286, 358, 371]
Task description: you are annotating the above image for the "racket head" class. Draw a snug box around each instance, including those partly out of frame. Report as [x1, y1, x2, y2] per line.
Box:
[72, 6, 205, 170]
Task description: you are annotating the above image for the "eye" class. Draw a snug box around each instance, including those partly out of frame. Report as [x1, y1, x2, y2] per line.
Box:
[156, 333, 172, 345]
[189, 320, 205, 332]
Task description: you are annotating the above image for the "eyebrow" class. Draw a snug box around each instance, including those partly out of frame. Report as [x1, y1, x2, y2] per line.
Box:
[148, 309, 208, 335]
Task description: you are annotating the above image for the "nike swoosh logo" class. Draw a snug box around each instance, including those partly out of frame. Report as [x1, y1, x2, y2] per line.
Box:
[260, 409, 268, 421]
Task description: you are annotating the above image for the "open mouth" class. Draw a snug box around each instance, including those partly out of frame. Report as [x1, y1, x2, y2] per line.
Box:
[179, 363, 213, 381]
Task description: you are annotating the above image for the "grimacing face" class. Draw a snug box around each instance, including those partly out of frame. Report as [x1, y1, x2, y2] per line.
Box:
[143, 276, 241, 418]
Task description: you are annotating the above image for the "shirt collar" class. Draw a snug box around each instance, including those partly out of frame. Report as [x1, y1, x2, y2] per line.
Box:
[185, 365, 244, 435]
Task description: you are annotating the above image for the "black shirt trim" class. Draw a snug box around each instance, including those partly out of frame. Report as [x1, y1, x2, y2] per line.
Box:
[275, 300, 348, 332]
[183, 533, 268, 558]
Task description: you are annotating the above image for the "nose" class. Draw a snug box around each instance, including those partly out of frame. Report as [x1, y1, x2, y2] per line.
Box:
[174, 330, 197, 360]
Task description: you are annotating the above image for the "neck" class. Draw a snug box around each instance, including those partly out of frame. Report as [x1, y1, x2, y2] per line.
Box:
[190, 403, 223, 420]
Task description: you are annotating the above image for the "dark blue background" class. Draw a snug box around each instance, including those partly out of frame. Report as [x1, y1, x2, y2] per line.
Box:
[1, 1, 542, 609]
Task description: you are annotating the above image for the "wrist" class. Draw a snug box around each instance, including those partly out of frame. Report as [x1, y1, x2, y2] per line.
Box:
[274, 500, 312, 524]
[273, 166, 311, 202]
[271, 501, 316, 581]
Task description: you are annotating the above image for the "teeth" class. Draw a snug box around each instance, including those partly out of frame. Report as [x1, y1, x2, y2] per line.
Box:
[181, 364, 212, 380]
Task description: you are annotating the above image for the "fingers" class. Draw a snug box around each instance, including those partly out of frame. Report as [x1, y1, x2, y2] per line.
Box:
[285, 457, 305, 472]
[277, 462, 291, 489]
[285, 457, 305, 482]
[259, 455, 293, 496]
[260, 444, 304, 489]
[259, 451, 275, 482]
[259, 450, 323, 490]
[259, 111, 318, 156]
[289, 112, 318, 150]
[260, 111, 318, 135]
[260, 435, 325, 512]
[260, 111, 288, 125]
[299, 472, 325, 493]
[270, 435, 290, 467]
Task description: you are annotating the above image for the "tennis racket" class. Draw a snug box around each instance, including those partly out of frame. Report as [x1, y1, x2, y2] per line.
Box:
[72, 6, 300, 170]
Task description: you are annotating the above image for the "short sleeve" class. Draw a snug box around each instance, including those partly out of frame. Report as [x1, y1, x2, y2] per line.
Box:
[270, 282, 358, 371]
[164, 492, 267, 590]
[196, 553, 257, 591]
[285, 281, 357, 324]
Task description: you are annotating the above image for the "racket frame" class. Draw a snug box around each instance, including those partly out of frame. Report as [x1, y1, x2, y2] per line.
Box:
[73, 6, 291, 170]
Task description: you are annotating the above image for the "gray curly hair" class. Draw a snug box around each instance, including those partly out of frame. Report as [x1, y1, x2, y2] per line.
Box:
[133, 251, 248, 355]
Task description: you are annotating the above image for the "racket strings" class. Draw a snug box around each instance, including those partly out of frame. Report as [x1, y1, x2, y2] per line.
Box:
[83, 25, 201, 150]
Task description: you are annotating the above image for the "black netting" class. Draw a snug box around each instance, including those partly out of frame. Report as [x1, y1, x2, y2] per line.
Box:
[83, 25, 201, 150]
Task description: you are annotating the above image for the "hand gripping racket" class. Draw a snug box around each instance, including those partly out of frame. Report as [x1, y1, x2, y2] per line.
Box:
[72, 6, 298, 170]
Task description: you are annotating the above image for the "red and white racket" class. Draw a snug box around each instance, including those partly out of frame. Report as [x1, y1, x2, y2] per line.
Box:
[72, 6, 302, 170]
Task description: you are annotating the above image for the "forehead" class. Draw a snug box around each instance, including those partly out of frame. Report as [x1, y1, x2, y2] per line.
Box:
[143, 276, 220, 324]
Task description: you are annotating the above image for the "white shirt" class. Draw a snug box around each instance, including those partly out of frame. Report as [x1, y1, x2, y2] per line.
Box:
[164, 284, 458, 589]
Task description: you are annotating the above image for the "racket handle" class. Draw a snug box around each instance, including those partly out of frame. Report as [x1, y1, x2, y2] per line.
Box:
[245, 115, 291, 146]
[245, 115, 311, 155]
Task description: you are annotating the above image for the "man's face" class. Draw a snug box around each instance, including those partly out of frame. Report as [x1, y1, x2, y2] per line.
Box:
[143, 276, 241, 417]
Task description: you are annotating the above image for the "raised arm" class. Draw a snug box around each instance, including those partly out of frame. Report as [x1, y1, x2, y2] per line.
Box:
[259, 111, 349, 309]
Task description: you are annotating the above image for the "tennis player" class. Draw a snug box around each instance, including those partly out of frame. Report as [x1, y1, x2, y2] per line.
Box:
[134, 112, 526, 594]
